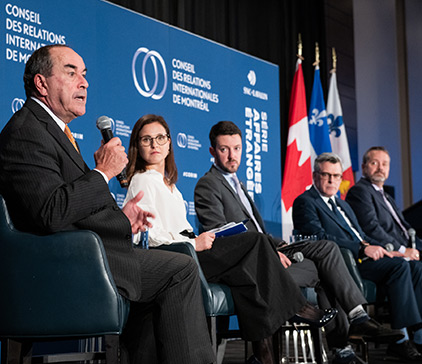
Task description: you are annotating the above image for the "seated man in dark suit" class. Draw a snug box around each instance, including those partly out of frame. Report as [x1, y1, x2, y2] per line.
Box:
[346, 146, 422, 354]
[0, 44, 215, 364]
[293, 152, 422, 362]
[346, 146, 421, 259]
[194, 121, 400, 364]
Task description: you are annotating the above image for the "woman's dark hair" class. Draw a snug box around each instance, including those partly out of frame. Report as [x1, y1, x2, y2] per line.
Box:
[126, 114, 178, 185]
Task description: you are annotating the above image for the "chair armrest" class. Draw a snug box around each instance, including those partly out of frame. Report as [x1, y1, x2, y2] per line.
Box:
[0, 228, 129, 338]
[340, 247, 364, 293]
[340, 247, 379, 303]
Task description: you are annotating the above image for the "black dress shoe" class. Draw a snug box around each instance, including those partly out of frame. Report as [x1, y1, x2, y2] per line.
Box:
[414, 342, 422, 354]
[387, 340, 422, 362]
[332, 345, 367, 364]
[290, 302, 337, 328]
[348, 318, 404, 343]
[246, 355, 263, 364]
[251, 336, 275, 364]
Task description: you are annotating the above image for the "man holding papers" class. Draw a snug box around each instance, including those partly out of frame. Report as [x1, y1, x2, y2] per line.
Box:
[194, 121, 401, 364]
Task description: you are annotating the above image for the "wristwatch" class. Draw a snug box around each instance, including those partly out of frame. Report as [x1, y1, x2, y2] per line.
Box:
[358, 240, 369, 259]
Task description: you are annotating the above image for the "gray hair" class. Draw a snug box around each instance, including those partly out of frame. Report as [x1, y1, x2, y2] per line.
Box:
[314, 152, 343, 173]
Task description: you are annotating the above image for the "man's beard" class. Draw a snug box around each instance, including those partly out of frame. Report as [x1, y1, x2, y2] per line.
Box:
[219, 160, 238, 173]
[370, 173, 386, 183]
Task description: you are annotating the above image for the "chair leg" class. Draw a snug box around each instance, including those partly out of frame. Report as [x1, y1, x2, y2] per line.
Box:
[2, 339, 32, 364]
[272, 329, 280, 363]
[104, 335, 120, 364]
[216, 339, 227, 364]
[207, 317, 218, 355]
[310, 327, 324, 364]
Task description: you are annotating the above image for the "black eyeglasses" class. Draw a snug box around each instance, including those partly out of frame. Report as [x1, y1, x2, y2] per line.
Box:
[317, 172, 342, 181]
[139, 134, 170, 147]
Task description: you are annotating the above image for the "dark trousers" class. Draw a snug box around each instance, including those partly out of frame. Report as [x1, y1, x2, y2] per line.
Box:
[198, 231, 307, 342]
[359, 257, 422, 329]
[120, 249, 215, 364]
[281, 240, 367, 348]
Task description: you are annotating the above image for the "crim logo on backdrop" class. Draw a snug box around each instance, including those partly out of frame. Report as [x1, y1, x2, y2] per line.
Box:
[177, 133, 188, 148]
[132, 47, 168, 100]
[11, 98, 24, 113]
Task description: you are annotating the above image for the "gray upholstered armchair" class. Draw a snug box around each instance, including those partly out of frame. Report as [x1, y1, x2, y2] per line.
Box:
[0, 194, 130, 364]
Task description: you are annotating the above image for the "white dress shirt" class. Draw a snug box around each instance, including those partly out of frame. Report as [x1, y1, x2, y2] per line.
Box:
[123, 170, 196, 247]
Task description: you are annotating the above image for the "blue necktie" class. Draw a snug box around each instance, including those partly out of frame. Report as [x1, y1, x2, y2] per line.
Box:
[328, 199, 360, 242]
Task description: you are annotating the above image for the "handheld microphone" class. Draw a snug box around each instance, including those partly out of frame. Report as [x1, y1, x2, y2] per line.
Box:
[385, 243, 394, 252]
[409, 228, 416, 250]
[285, 251, 304, 263]
[359, 243, 394, 263]
[96, 116, 128, 188]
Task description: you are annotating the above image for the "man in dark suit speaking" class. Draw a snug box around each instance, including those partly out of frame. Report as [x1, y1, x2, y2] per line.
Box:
[293, 152, 422, 362]
[0, 45, 215, 364]
[194, 121, 400, 364]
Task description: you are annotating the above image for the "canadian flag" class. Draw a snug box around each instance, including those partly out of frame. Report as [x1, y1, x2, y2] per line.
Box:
[281, 59, 313, 241]
[327, 71, 354, 199]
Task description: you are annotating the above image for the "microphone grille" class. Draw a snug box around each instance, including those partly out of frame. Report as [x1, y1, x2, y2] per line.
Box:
[385, 243, 394, 252]
[293, 251, 304, 263]
[96, 115, 112, 130]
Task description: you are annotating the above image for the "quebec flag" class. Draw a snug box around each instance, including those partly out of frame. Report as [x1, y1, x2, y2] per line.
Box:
[308, 65, 332, 163]
[327, 71, 355, 199]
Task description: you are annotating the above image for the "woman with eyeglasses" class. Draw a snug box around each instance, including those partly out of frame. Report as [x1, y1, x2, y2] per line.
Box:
[123, 114, 215, 250]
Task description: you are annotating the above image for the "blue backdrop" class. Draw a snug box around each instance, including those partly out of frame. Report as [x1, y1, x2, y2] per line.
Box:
[1, 0, 282, 235]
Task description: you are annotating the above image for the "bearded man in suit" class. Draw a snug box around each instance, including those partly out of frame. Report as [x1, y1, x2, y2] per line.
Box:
[293, 152, 422, 362]
[0, 44, 215, 364]
[346, 146, 421, 259]
[194, 121, 400, 364]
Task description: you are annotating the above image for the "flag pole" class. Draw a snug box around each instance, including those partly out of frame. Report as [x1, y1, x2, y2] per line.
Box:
[297, 33, 304, 60]
[313, 42, 320, 67]
[331, 47, 337, 74]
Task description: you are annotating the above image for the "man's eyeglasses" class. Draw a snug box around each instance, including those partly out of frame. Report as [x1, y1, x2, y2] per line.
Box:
[139, 134, 170, 147]
[317, 172, 342, 181]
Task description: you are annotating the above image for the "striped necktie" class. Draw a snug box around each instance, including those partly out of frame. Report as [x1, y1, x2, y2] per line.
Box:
[379, 189, 409, 240]
[64, 125, 79, 152]
[231, 174, 263, 233]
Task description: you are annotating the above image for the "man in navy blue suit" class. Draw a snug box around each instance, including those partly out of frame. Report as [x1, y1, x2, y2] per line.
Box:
[346, 146, 421, 258]
[293, 152, 422, 362]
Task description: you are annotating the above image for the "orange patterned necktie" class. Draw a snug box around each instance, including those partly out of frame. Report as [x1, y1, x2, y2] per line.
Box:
[64, 125, 79, 152]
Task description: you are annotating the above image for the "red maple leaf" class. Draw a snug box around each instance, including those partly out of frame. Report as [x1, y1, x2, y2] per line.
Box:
[282, 139, 312, 211]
